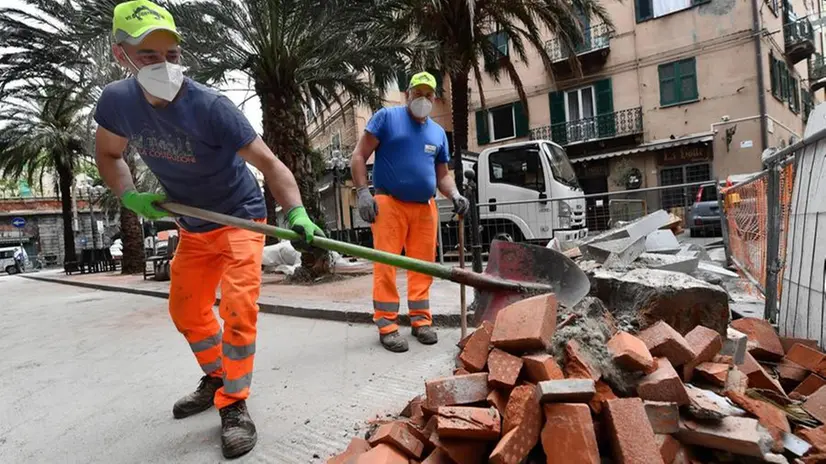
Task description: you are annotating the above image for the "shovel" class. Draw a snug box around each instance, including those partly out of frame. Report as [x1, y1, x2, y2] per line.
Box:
[160, 202, 591, 326]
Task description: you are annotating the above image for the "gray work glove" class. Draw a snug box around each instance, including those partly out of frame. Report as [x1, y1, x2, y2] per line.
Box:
[357, 186, 378, 223]
[451, 192, 470, 216]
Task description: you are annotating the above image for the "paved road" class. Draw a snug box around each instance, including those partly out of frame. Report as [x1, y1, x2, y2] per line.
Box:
[0, 276, 459, 463]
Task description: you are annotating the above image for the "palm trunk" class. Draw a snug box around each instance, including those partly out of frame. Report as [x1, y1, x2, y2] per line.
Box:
[257, 81, 329, 278]
[263, 185, 279, 246]
[120, 151, 145, 274]
[450, 72, 470, 195]
[55, 161, 77, 264]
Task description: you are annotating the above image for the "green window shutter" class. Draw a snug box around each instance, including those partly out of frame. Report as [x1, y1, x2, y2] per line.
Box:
[514, 101, 529, 137]
[769, 55, 778, 97]
[658, 62, 677, 106]
[635, 0, 653, 22]
[594, 78, 616, 137]
[476, 110, 490, 145]
[679, 58, 698, 101]
[791, 79, 800, 113]
[549, 91, 567, 145]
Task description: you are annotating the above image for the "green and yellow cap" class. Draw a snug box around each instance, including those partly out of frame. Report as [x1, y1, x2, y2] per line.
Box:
[112, 0, 181, 45]
[408, 71, 438, 91]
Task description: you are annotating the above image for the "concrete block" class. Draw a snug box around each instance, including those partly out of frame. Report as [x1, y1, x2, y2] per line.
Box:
[645, 230, 681, 254]
[536, 379, 596, 403]
[583, 209, 671, 245]
[585, 236, 645, 268]
[697, 260, 738, 277]
[636, 253, 699, 274]
[721, 327, 748, 365]
[676, 417, 774, 458]
[784, 430, 813, 457]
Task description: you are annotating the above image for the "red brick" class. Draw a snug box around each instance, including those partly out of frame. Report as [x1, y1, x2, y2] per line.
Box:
[637, 321, 696, 367]
[644, 401, 679, 434]
[727, 391, 790, 453]
[796, 425, 826, 453]
[637, 357, 690, 406]
[433, 437, 486, 464]
[369, 422, 425, 459]
[452, 368, 470, 376]
[712, 354, 734, 365]
[724, 366, 748, 394]
[676, 417, 773, 458]
[804, 386, 826, 424]
[786, 343, 826, 372]
[564, 339, 600, 380]
[487, 348, 523, 390]
[502, 385, 540, 434]
[353, 443, 409, 464]
[521, 353, 564, 382]
[458, 321, 494, 373]
[436, 406, 500, 440]
[794, 374, 826, 396]
[590, 380, 617, 414]
[425, 373, 489, 409]
[404, 422, 431, 454]
[781, 337, 819, 354]
[682, 325, 723, 381]
[655, 434, 680, 464]
[776, 358, 808, 386]
[420, 448, 452, 464]
[608, 331, 655, 373]
[542, 403, 599, 464]
[604, 398, 665, 464]
[490, 293, 558, 352]
[741, 352, 786, 397]
[487, 389, 509, 416]
[327, 437, 372, 463]
[694, 362, 729, 387]
[401, 396, 424, 419]
[730, 317, 785, 361]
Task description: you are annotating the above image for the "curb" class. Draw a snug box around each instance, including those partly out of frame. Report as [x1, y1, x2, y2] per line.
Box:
[22, 275, 463, 328]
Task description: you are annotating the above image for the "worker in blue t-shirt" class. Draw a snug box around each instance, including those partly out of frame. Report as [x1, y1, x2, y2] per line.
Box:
[93, 0, 323, 458]
[350, 72, 469, 353]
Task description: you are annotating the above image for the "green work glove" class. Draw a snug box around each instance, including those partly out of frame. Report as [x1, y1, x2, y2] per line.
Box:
[287, 206, 325, 246]
[121, 190, 169, 220]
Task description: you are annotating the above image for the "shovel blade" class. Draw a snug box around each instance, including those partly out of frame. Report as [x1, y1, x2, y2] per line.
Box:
[471, 240, 590, 326]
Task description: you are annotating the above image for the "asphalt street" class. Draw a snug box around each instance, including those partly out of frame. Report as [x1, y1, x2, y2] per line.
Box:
[1, 276, 459, 463]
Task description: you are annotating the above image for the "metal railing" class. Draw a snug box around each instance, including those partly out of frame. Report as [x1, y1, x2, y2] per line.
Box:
[546, 23, 612, 62]
[785, 17, 814, 48]
[529, 107, 643, 146]
[810, 53, 826, 81]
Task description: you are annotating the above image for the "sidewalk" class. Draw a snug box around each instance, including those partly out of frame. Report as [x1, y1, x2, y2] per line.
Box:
[25, 268, 474, 327]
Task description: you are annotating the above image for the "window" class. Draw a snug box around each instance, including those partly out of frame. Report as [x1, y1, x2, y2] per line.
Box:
[489, 106, 516, 142]
[660, 163, 711, 209]
[636, 0, 706, 22]
[565, 86, 597, 141]
[489, 148, 546, 192]
[476, 102, 528, 145]
[658, 58, 698, 107]
[791, 79, 800, 114]
[0, 250, 13, 259]
[770, 54, 781, 99]
[488, 30, 509, 58]
[767, 0, 779, 15]
[803, 88, 813, 122]
[331, 132, 341, 151]
[545, 143, 580, 189]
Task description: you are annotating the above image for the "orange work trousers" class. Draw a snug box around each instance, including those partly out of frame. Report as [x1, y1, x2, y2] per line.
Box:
[371, 194, 438, 334]
[168, 222, 264, 410]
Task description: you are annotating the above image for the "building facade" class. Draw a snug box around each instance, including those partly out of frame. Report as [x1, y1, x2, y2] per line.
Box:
[468, 0, 822, 208]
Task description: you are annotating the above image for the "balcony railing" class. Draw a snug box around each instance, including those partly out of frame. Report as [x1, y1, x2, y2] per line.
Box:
[785, 17, 815, 64]
[811, 53, 826, 82]
[546, 23, 612, 63]
[530, 107, 643, 146]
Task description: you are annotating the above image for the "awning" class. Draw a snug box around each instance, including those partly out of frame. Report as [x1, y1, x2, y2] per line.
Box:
[570, 132, 715, 164]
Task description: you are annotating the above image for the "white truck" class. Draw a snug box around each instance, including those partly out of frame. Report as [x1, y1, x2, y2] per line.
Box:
[438, 139, 588, 249]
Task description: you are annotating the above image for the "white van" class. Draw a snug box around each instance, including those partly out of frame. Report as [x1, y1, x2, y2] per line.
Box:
[0, 246, 22, 275]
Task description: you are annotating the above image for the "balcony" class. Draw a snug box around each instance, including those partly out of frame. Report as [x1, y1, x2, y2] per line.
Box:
[785, 17, 815, 65]
[810, 53, 826, 92]
[546, 23, 612, 72]
[530, 107, 643, 147]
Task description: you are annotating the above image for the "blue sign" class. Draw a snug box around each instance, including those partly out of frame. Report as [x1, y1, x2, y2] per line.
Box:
[11, 217, 25, 228]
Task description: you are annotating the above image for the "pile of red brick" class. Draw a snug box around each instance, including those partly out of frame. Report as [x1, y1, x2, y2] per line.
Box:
[327, 293, 826, 463]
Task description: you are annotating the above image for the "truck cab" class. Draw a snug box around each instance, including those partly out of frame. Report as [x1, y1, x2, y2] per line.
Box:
[458, 140, 587, 246]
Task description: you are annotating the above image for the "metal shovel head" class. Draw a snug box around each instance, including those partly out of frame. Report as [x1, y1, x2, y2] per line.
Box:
[471, 240, 591, 326]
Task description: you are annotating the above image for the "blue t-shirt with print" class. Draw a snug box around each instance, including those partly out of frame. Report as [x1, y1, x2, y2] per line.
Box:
[366, 106, 450, 203]
[94, 77, 266, 232]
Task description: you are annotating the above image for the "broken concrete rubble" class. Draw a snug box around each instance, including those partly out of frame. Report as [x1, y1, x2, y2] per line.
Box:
[645, 229, 681, 254]
[721, 327, 748, 365]
[584, 236, 646, 268]
[636, 252, 700, 274]
[582, 209, 671, 245]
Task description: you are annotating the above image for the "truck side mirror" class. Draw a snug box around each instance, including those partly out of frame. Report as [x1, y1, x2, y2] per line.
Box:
[464, 169, 476, 181]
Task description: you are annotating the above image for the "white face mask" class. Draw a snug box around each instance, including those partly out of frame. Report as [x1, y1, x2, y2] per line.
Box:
[409, 97, 433, 119]
[123, 50, 184, 102]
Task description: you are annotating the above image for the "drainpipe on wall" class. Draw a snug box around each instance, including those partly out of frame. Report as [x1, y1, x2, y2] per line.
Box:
[753, 0, 769, 152]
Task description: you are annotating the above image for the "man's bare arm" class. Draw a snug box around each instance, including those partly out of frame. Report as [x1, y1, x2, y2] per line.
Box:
[237, 136, 303, 211]
[350, 131, 379, 188]
[94, 126, 135, 196]
[436, 163, 459, 198]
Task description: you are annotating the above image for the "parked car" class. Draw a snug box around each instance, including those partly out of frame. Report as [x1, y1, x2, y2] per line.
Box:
[0, 246, 22, 274]
[688, 182, 723, 237]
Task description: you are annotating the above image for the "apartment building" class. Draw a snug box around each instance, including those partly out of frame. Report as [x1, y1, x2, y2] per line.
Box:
[469, 0, 822, 209]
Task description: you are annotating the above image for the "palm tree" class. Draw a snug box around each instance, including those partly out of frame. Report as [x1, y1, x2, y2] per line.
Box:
[0, 83, 91, 264]
[393, 0, 610, 193]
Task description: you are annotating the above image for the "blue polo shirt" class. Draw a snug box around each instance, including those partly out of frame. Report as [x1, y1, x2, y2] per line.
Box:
[366, 106, 450, 203]
[93, 77, 266, 232]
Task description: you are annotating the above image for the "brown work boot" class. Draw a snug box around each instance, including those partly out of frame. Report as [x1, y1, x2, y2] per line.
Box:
[172, 375, 223, 419]
[412, 325, 438, 345]
[220, 400, 257, 459]
[380, 330, 409, 352]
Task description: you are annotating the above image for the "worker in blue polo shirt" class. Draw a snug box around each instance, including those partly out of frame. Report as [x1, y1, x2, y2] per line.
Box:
[350, 71, 469, 352]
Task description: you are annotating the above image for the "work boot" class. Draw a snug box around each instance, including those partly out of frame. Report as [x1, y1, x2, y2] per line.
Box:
[380, 330, 409, 352]
[172, 375, 223, 419]
[412, 325, 438, 345]
[220, 400, 258, 459]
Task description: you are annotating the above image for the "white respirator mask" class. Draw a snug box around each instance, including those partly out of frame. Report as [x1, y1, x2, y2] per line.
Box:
[409, 97, 433, 119]
[123, 50, 184, 102]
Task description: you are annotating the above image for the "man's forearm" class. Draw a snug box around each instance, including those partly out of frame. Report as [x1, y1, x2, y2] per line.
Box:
[95, 153, 135, 197]
[264, 165, 303, 213]
[437, 173, 459, 198]
[351, 155, 369, 189]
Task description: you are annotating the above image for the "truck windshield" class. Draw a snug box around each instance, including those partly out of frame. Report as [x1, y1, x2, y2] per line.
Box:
[544, 143, 581, 190]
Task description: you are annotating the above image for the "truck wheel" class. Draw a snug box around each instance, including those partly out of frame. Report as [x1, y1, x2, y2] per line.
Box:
[6, 266, 18, 275]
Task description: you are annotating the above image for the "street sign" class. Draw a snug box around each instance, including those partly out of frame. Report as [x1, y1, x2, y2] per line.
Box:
[11, 217, 25, 228]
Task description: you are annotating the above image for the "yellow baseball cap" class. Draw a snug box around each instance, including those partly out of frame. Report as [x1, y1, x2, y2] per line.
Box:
[408, 71, 438, 91]
[112, 0, 181, 45]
